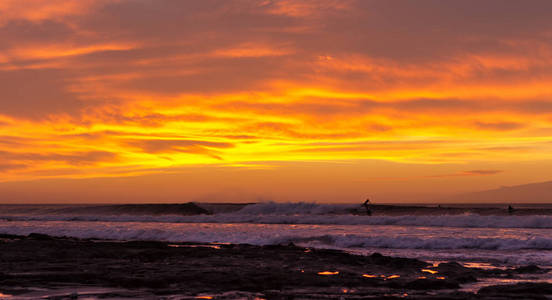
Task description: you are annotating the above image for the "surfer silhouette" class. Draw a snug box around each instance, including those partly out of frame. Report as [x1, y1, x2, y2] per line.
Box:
[361, 198, 372, 216]
[508, 205, 514, 214]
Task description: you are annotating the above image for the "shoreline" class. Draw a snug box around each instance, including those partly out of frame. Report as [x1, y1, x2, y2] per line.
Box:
[0, 234, 551, 299]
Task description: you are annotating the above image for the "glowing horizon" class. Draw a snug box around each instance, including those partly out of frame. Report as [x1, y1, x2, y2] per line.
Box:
[1, 1, 552, 203]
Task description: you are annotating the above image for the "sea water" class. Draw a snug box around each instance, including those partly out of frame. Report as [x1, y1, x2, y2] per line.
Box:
[1, 202, 552, 267]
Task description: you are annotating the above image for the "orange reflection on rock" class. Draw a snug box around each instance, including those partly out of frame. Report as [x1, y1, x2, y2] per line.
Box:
[421, 269, 438, 274]
[168, 244, 221, 249]
[386, 275, 400, 279]
[362, 274, 377, 278]
[317, 271, 339, 275]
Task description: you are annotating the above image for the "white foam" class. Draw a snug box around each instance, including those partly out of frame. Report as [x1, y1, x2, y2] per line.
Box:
[2, 220, 552, 250]
[2, 202, 552, 229]
[283, 234, 552, 250]
[236, 202, 356, 215]
[2, 213, 552, 229]
[2, 202, 552, 267]
[3, 220, 552, 266]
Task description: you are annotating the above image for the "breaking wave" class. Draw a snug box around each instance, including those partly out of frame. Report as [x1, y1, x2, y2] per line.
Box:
[2, 213, 552, 229]
[1, 202, 552, 229]
[2, 202, 552, 266]
[281, 235, 552, 251]
[1, 221, 552, 251]
[236, 202, 356, 215]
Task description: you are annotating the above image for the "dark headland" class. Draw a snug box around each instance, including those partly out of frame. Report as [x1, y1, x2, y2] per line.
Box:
[0, 234, 550, 299]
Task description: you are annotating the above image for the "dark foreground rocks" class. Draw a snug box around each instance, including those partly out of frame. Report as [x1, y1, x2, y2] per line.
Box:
[0, 234, 549, 299]
[478, 282, 552, 298]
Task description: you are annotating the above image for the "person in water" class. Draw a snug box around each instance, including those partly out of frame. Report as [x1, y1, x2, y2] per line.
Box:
[361, 198, 372, 216]
[508, 205, 514, 214]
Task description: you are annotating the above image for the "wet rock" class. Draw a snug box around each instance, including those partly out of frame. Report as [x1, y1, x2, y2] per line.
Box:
[513, 265, 549, 274]
[0, 234, 20, 240]
[404, 278, 460, 290]
[370, 252, 383, 258]
[27, 233, 55, 240]
[369, 252, 426, 269]
[478, 282, 552, 295]
[452, 274, 478, 284]
[436, 261, 479, 283]
[0, 234, 548, 299]
[437, 261, 465, 272]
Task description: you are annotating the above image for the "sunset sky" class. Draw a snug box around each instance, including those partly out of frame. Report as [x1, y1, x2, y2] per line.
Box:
[1, 0, 552, 203]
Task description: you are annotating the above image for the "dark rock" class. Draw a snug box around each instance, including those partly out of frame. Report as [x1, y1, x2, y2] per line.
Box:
[370, 252, 383, 258]
[437, 261, 465, 270]
[437, 262, 471, 276]
[27, 233, 55, 240]
[513, 265, 548, 274]
[404, 278, 460, 290]
[452, 274, 478, 283]
[122, 240, 169, 249]
[478, 282, 552, 295]
[369, 252, 426, 269]
[0, 234, 548, 299]
[0, 234, 21, 239]
[262, 243, 301, 251]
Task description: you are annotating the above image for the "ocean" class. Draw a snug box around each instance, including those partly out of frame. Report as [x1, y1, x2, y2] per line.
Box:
[1, 202, 552, 269]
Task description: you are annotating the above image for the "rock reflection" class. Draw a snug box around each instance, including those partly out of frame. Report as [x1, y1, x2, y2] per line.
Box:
[317, 271, 339, 275]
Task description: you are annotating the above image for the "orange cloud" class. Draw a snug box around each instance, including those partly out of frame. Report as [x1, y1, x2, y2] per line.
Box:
[473, 121, 524, 131]
[0, 0, 104, 24]
[266, 0, 353, 17]
[212, 43, 293, 58]
[126, 139, 234, 160]
[1, 0, 552, 198]
[14, 43, 137, 61]
[427, 170, 504, 178]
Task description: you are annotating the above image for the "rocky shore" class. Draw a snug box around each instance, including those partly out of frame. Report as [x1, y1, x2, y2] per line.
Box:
[0, 233, 550, 299]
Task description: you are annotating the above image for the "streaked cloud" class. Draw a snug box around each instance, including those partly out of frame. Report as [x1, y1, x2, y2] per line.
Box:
[462, 170, 503, 176]
[0, 0, 551, 196]
[126, 139, 234, 160]
[427, 170, 504, 178]
[474, 121, 524, 131]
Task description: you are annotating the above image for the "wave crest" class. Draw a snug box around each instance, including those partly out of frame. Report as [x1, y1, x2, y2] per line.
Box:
[3, 213, 552, 229]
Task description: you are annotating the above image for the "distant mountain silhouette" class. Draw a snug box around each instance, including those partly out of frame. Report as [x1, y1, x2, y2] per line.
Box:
[448, 181, 552, 203]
